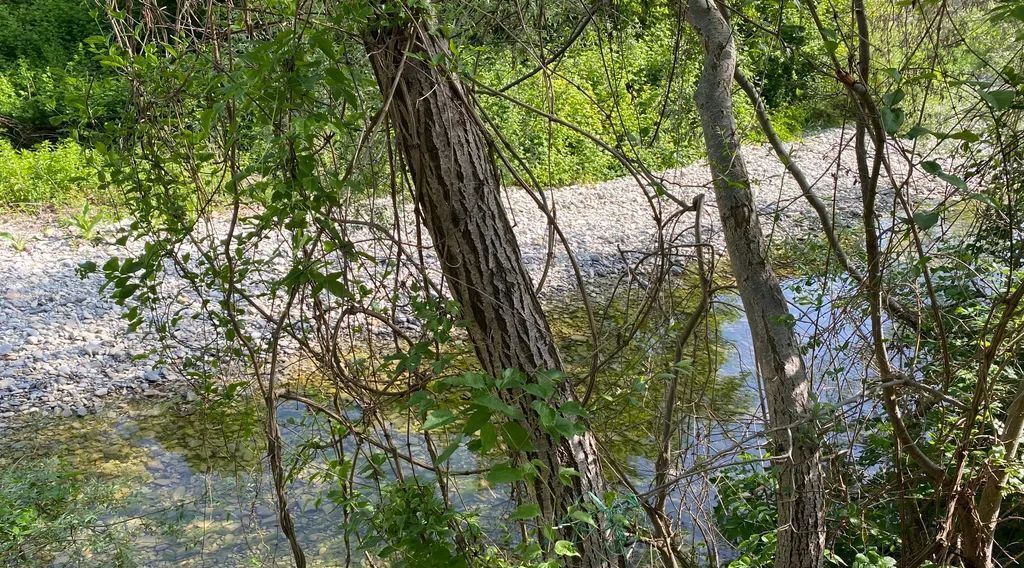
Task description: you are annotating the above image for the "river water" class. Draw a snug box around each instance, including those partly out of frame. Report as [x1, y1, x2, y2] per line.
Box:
[0, 277, 870, 566]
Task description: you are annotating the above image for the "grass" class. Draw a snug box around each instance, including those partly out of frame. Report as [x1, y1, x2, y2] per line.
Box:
[0, 139, 100, 209]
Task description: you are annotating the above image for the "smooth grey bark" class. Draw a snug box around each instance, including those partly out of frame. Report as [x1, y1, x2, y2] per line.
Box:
[684, 0, 826, 566]
[364, 11, 612, 567]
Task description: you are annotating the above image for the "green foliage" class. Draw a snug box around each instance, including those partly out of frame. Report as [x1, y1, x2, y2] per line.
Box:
[0, 0, 123, 216]
[734, 0, 845, 124]
[0, 139, 98, 206]
[0, 457, 132, 566]
[73, 1, 1024, 565]
[66, 201, 104, 240]
[714, 453, 902, 567]
[714, 455, 778, 567]
[365, 483, 473, 567]
[469, 10, 834, 187]
[473, 18, 702, 187]
[0, 0, 838, 209]
[409, 367, 588, 464]
[0, 231, 27, 251]
[0, 0, 123, 139]
[0, 0, 100, 67]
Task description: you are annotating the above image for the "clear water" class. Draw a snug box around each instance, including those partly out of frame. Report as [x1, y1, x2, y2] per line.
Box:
[0, 277, 863, 566]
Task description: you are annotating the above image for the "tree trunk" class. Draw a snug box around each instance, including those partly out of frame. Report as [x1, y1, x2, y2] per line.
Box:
[365, 10, 611, 567]
[684, 1, 826, 566]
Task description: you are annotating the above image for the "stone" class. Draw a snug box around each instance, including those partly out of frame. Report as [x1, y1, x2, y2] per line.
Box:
[0, 128, 947, 424]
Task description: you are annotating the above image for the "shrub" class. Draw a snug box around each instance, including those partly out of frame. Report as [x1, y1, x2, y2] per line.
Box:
[0, 0, 124, 147]
[0, 139, 98, 206]
[0, 457, 132, 566]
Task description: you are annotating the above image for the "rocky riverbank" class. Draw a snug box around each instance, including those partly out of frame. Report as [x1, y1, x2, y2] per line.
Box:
[0, 129, 952, 426]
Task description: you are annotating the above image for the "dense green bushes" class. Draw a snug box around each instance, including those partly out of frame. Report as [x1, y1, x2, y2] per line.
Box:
[0, 0, 842, 206]
[475, 22, 702, 187]
[0, 0, 99, 65]
[0, 139, 97, 206]
[472, 10, 840, 187]
[0, 0, 121, 137]
[0, 0, 120, 207]
[0, 457, 131, 565]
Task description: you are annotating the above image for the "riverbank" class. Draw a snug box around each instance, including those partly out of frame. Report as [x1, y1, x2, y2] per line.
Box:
[0, 129, 951, 427]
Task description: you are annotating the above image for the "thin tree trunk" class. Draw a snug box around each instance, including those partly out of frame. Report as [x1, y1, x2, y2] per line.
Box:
[958, 284, 1024, 567]
[364, 9, 611, 567]
[684, 1, 826, 566]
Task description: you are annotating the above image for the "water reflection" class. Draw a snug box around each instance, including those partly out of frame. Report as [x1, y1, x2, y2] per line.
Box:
[0, 276, 863, 566]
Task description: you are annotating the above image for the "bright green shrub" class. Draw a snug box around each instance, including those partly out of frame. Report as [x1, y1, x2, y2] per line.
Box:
[474, 20, 705, 187]
[0, 139, 97, 206]
[471, 8, 837, 187]
[0, 0, 124, 146]
[0, 0, 100, 66]
[0, 457, 132, 566]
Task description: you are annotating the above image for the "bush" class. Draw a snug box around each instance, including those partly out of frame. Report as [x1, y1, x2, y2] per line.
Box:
[0, 0, 100, 67]
[0, 139, 98, 206]
[474, 19, 704, 187]
[472, 8, 837, 188]
[0, 0, 124, 147]
[0, 457, 132, 566]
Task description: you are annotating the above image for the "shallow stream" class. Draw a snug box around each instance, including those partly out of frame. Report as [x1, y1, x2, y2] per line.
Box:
[0, 277, 868, 566]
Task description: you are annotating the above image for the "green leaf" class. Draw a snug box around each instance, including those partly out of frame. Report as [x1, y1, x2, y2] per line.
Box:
[881, 89, 905, 107]
[943, 130, 981, 143]
[553, 417, 582, 440]
[461, 409, 492, 434]
[497, 368, 526, 389]
[77, 261, 97, 277]
[473, 394, 519, 417]
[423, 409, 456, 431]
[523, 381, 554, 400]
[880, 107, 905, 135]
[554, 540, 580, 557]
[821, 28, 840, 54]
[569, 509, 597, 527]
[510, 503, 541, 520]
[967, 192, 997, 208]
[911, 209, 940, 230]
[920, 160, 968, 190]
[981, 89, 1016, 110]
[321, 271, 353, 300]
[408, 390, 432, 410]
[487, 463, 525, 484]
[558, 467, 581, 485]
[443, 372, 488, 390]
[434, 435, 462, 465]
[904, 125, 931, 139]
[501, 422, 534, 451]
[479, 423, 497, 452]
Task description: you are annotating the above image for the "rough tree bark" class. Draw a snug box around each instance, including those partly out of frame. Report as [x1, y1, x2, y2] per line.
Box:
[684, 0, 826, 566]
[364, 8, 612, 567]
